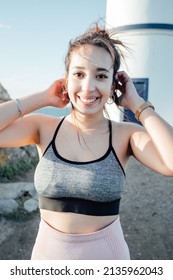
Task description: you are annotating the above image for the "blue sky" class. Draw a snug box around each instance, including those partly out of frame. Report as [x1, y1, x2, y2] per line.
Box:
[0, 0, 106, 98]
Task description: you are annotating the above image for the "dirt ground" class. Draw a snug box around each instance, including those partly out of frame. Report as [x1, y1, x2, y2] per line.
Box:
[0, 157, 173, 260]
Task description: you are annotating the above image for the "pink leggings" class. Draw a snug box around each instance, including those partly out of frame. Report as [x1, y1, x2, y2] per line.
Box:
[31, 217, 130, 260]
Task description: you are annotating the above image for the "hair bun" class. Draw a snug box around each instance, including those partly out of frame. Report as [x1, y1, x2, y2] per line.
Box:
[95, 25, 110, 38]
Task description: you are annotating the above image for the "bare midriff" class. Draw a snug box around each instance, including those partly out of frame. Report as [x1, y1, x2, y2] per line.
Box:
[40, 209, 118, 234]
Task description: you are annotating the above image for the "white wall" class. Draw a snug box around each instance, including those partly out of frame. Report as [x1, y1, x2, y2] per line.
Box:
[106, 0, 173, 124]
[106, 0, 173, 25]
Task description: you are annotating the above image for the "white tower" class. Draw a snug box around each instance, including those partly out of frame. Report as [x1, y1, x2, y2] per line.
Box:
[106, 0, 173, 124]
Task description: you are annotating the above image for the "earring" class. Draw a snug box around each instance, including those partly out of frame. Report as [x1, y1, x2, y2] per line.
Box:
[106, 98, 113, 105]
[106, 92, 117, 105]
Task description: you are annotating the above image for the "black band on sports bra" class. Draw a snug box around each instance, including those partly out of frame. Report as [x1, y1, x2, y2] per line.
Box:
[39, 196, 120, 216]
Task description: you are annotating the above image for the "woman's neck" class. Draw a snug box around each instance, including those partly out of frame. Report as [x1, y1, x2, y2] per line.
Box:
[68, 110, 108, 131]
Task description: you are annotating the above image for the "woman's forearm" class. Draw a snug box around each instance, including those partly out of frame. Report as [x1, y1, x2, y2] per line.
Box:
[0, 90, 48, 131]
[139, 107, 173, 173]
[0, 79, 69, 132]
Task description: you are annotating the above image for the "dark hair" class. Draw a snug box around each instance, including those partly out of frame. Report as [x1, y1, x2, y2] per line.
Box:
[65, 24, 127, 105]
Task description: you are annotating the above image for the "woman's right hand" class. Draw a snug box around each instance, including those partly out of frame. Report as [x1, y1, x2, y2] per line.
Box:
[45, 79, 70, 108]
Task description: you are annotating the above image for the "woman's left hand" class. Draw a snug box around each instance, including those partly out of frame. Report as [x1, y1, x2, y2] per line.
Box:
[115, 71, 144, 112]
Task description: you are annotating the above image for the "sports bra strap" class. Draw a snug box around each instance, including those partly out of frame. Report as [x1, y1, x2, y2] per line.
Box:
[52, 117, 66, 143]
[108, 119, 112, 148]
[42, 117, 66, 157]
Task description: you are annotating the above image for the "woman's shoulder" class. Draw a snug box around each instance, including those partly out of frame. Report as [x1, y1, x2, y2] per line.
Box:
[33, 114, 66, 154]
[111, 119, 144, 130]
[111, 119, 145, 140]
[33, 113, 66, 133]
[28, 113, 63, 127]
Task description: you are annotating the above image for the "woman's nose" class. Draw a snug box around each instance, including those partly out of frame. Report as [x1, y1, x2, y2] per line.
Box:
[81, 76, 95, 92]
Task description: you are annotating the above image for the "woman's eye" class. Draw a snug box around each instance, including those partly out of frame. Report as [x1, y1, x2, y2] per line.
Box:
[73, 72, 84, 78]
[97, 74, 108, 79]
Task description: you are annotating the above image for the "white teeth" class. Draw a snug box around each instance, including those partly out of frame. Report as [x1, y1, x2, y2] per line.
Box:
[80, 97, 97, 103]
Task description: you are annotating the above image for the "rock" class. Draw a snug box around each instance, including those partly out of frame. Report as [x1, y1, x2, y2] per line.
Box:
[0, 182, 37, 200]
[0, 182, 38, 215]
[24, 198, 38, 213]
[0, 83, 11, 103]
[0, 199, 19, 214]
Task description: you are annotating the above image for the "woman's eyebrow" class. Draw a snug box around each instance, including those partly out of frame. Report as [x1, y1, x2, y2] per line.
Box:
[97, 67, 110, 72]
[72, 66, 110, 72]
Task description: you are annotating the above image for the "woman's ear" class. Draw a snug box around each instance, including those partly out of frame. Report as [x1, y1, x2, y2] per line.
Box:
[62, 74, 70, 101]
[64, 74, 68, 89]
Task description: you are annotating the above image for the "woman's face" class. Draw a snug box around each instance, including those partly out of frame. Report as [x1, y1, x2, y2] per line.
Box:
[67, 45, 114, 116]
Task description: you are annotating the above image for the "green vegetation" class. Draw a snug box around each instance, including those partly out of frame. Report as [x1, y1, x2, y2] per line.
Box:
[0, 159, 37, 182]
[0, 208, 39, 221]
[0, 146, 38, 182]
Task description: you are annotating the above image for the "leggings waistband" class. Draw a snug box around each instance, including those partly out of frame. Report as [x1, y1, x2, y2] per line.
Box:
[31, 216, 130, 260]
[41, 217, 120, 242]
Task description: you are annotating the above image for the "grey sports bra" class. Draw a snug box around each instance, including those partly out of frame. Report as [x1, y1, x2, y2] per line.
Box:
[34, 117, 126, 216]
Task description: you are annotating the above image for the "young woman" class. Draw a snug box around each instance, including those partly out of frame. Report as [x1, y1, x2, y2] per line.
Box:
[0, 25, 173, 260]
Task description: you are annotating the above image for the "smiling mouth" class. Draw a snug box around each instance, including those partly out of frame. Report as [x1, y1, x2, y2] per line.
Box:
[78, 96, 99, 104]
